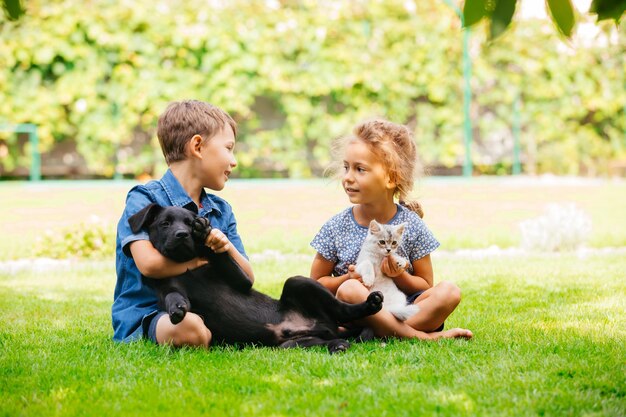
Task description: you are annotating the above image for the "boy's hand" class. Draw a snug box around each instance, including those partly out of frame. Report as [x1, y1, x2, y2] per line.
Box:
[205, 228, 231, 253]
[381, 256, 407, 278]
[187, 257, 208, 270]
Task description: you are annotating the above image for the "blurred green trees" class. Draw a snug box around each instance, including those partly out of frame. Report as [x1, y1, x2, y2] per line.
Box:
[1, 0, 625, 178]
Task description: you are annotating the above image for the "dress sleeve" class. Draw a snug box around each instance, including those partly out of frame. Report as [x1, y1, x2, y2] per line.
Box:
[310, 220, 338, 263]
[408, 219, 441, 262]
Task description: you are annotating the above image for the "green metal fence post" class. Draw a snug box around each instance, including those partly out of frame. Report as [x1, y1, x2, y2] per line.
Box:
[27, 124, 41, 181]
[512, 94, 521, 175]
[462, 28, 473, 177]
[112, 103, 122, 180]
[0, 123, 41, 181]
[443, 0, 473, 177]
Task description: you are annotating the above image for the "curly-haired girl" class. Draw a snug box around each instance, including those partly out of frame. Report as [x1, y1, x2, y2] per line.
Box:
[310, 119, 472, 340]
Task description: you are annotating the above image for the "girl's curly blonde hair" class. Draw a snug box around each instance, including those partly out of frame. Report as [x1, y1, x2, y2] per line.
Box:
[330, 119, 425, 218]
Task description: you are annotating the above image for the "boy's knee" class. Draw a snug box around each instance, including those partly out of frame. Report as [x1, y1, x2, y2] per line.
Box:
[336, 280, 369, 304]
[437, 281, 461, 307]
[171, 313, 212, 347]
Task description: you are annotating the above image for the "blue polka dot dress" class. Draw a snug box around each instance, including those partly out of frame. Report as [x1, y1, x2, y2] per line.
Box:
[311, 204, 440, 277]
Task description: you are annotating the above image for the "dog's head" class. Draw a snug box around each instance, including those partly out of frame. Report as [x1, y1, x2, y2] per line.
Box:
[128, 204, 207, 263]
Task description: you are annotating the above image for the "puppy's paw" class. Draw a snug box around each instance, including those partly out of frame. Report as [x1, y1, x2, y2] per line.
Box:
[168, 302, 189, 325]
[191, 217, 211, 242]
[366, 291, 384, 313]
[328, 339, 351, 354]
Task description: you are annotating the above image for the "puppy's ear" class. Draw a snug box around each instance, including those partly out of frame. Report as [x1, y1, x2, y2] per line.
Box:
[128, 204, 162, 233]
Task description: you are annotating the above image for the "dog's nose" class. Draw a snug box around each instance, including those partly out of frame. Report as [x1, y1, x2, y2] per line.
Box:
[175, 230, 190, 239]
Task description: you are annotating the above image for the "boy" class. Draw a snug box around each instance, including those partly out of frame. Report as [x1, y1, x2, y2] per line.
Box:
[112, 100, 254, 347]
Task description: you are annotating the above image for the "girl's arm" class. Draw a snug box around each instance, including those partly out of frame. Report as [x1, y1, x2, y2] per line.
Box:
[381, 254, 434, 294]
[130, 240, 207, 279]
[310, 253, 362, 295]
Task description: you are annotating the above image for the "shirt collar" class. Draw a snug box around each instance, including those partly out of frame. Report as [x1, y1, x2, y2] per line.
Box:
[199, 190, 222, 216]
[160, 169, 222, 215]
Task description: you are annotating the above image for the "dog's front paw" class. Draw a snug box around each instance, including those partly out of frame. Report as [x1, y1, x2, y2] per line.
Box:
[168, 301, 189, 325]
[366, 291, 384, 313]
[328, 339, 351, 354]
[191, 217, 212, 242]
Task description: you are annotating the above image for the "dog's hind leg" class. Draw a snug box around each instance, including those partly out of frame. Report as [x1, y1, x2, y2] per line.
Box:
[280, 276, 384, 323]
[279, 336, 351, 354]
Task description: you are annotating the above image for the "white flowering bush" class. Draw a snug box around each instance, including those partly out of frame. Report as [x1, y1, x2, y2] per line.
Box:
[519, 204, 592, 252]
[35, 216, 115, 259]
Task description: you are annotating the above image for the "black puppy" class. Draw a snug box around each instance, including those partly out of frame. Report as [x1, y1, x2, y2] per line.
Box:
[128, 204, 383, 353]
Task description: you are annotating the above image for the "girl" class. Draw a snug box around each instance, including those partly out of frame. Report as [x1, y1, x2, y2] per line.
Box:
[310, 119, 473, 340]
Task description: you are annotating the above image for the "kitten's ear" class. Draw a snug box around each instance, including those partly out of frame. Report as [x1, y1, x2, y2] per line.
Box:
[369, 220, 382, 233]
[128, 204, 162, 233]
[395, 223, 406, 235]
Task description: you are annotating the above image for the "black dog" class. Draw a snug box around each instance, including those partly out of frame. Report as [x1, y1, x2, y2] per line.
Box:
[128, 204, 383, 353]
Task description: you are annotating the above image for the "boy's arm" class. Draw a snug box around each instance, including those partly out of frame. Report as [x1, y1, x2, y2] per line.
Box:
[207, 207, 254, 283]
[130, 240, 207, 279]
[203, 227, 254, 283]
[227, 245, 254, 283]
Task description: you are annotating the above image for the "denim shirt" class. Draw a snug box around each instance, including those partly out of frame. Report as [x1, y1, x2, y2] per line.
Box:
[112, 169, 247, 342]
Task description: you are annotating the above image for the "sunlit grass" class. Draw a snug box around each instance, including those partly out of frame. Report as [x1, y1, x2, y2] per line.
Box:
[1, 178, 626, 260]
[0, 178, 624, 415]
[0, 254, 624, 416]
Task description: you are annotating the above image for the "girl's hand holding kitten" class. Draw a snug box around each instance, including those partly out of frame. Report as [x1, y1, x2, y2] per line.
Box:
[380, 255, 407, 278]
[347, 264, 364, 283]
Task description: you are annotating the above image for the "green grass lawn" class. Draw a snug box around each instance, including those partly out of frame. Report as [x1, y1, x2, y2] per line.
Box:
[1, 178, 625, 416]
[1, 254, 624, 416]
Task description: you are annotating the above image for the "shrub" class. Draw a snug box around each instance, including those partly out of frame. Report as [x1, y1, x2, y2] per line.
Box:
[34, 216, 114, 259]
[519, 203, 592, 252]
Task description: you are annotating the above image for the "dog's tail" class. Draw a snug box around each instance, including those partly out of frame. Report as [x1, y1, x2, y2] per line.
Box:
[387, 304, 420, 322]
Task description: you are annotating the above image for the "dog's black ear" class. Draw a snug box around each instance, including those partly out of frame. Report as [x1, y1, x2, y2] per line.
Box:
[128, 204, 162, 233]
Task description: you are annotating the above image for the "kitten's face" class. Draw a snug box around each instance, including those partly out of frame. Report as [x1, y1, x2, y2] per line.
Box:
[367, 220, 406, 256]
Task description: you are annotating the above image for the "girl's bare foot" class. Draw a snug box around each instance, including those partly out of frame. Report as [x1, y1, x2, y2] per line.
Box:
[434, 328, 473, 340]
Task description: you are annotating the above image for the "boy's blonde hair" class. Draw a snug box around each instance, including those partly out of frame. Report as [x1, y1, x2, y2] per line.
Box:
[331, 119, 424, 218]
[157, 100, 237, 165]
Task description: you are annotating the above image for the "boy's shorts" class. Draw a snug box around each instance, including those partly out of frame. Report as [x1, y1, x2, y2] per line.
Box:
[144, 311, 168, 344]
[406, 290, 445, 332]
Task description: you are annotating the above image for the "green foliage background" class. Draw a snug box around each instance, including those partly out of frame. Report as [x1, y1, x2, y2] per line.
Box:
[1, 0, 625, 177]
